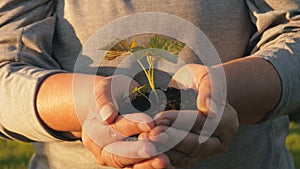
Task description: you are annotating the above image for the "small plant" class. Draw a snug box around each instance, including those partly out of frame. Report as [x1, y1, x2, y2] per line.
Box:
[101, 35, 185, 101]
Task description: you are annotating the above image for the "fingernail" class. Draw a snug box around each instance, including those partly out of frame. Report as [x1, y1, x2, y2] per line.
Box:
[100, 104, 114, 122]
[156, 119, 171, 126]
[138, 122, 152, 132]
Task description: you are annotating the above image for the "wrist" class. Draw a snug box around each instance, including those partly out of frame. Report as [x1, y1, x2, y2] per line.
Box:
[215, 57, 281, 124]
[36, 73, 105, 133]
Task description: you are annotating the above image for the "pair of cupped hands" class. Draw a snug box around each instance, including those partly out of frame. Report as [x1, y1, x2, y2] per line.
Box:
[81, 64, 239, 169]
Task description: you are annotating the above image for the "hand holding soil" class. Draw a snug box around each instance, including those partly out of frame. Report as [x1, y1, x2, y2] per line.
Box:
[141, 103, 239, 167]
[136, 64, 239, 167]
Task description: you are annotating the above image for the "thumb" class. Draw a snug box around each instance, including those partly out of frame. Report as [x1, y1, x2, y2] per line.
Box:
[198, 97, 218, 117]
[196, 92, 211, 115]
[170, 65, 198, 90]
[99, 103, 118, 124]
[93, 78, 119, 125]
[196, 77, 213, 115]
[97, 75, 139, 125]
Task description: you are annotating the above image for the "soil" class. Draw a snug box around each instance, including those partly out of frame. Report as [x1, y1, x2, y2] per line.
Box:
[128, 87, 198, 117]
[120, 87, 198, 141]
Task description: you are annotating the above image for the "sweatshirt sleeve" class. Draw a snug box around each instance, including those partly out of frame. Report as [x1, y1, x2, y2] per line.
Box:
[0, 0, 70, 142]
[246, 0, 300, 120]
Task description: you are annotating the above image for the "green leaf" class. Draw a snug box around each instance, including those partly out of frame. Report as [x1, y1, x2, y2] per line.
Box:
[130, 46, 146, 53]
[112, 39, 131, 51]
[148, 35, 169, 49]
[100, 39, 137, 60]
[131, 49, 149, 60]
[148, 48, 178, 64]
[147, 35, 185, 55]
[167, 41, 185, 54]
[104, 51, 130, 60]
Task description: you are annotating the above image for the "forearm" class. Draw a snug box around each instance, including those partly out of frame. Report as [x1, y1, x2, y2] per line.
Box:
[36, 73, 104, 133]
[216, 56, 281, 124]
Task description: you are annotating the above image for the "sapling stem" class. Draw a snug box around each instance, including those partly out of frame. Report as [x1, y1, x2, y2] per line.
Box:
[137, 56, 159, 102]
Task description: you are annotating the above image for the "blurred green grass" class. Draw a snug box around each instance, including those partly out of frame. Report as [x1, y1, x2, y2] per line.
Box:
[287, 121, 300, 169]
[0, 121, 299, 169]
[0, 139, 34, 169]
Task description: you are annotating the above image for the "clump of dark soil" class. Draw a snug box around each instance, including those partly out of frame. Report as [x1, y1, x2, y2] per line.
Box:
[127, 87, 197, 117]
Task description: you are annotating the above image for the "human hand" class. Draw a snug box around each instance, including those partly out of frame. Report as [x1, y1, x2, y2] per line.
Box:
[140, 103, 239, 167]
[88, 75, 141, 124]
[81, 75, 174, 168]
[168, 64, 227, 115]
[82, 110, 172, 169]
[136, 64, 237, 167]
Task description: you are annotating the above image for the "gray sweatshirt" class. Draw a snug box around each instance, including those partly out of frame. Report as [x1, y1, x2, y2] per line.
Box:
[0, 0, 299, 168]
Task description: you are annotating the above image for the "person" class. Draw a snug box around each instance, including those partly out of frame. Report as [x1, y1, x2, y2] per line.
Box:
[0, 0, 299, 169]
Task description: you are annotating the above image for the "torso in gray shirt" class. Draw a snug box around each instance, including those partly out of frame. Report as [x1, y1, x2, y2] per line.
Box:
[29, 1, 295, 168]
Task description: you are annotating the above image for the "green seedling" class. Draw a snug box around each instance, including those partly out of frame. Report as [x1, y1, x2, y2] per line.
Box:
[101, 35, 185, 101]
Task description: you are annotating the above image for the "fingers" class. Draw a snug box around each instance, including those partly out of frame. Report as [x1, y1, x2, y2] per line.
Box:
[147, 126, 224, 166]
[170, 65, 197, 90]
[95, 75, 140, 124]
[83, 131, 163, 168]
[212, 103, 239, 148]
[102, 141, 157, 167]
[134, 154, 173, 169]
[154, 110, 205, 134]
[83, 112, 154, 147]
[148, 126, 199, 155]
[125, 154, 173, 169]
[150, 103, 239, 167]
[153, 105, 238, 152]
[81, 131, 105, 166]
[196, 75, 212, 115]
[196, 67, 227, 117]
[147, 126, 224, 167]
[165, 150, 188, 167]
[99, 104, 119, 124]
[186, 137, 224, 160]
[94, 78, 119, 124]
[111, 113, 154, 136]
[170, 64, 208, 90]
[138, 132, 190, 167]
[170, 64, 225, 117]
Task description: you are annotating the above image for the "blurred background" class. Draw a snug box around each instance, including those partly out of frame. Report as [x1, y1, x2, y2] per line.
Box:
[0, 114, 299, 169]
